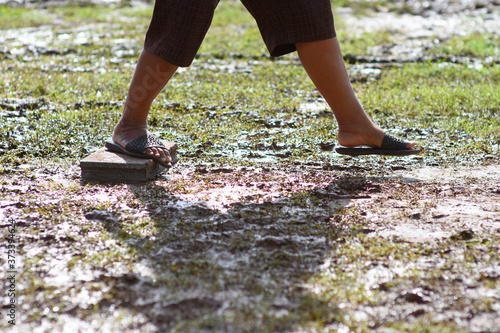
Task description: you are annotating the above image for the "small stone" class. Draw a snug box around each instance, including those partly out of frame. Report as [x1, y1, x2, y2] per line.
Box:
[84, 210, 118, 223]
[451, 229, 474, 241]
[400, 288, 432, 304]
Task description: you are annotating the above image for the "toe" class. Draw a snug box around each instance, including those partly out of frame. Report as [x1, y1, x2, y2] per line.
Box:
[407, 141, 417, 150]
[157, 147, 171, 163]
[150, 147, 162, 158]
[151, 147, 164, 161]
[144, 148, 155, 156]
[145, 147, 171, 163]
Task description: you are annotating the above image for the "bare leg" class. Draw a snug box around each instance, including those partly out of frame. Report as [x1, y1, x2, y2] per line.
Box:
[296, 37, 416, 149]
[112, 50, 178, 163]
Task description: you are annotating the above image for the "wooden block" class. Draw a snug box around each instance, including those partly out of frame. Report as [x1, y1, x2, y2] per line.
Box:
[80, 141, 178, 183]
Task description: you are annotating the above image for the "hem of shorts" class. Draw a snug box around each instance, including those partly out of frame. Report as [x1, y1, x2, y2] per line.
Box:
[143, 45, 194, 68]
[144, 31, 337, 66]
[269, 32, 336, 58]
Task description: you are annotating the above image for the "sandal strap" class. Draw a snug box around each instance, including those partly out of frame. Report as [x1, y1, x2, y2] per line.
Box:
[124, 134, 166, 154]
[380, 133, 407, 150]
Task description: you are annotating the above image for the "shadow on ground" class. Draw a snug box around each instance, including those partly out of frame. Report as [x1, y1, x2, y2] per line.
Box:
[88, 172, 375, 331]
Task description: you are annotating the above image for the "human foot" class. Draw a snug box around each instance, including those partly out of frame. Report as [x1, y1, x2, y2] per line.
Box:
[337, 126, 417, 150]
[336, 127, 420, 156]
[110, 120, 172, 164]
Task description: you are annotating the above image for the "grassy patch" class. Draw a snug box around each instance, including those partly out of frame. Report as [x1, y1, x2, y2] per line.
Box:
[0, 6, 56, 29]
[358, 63, 500, 155]
[428, 33, 500, 58]
[2, 2, 498, 166]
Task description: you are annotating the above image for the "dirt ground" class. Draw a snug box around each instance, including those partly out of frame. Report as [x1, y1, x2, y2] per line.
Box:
[2, 160, 499, 332]
[364, 165, 500, 243]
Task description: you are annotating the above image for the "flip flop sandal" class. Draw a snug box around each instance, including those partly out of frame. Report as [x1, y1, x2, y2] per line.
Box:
[105, 134, 174, 168]
[335, 133, 422, 157]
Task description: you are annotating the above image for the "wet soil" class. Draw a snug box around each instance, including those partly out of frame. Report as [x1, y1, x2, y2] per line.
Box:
[1, 162, 499, 332]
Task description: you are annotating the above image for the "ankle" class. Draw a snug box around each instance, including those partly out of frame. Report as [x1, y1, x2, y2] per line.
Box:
[116, 118, 147, 130]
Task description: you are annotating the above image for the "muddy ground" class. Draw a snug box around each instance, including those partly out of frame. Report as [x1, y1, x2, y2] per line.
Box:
[0, 0, 499, 332]
[1, 161, 499, 332]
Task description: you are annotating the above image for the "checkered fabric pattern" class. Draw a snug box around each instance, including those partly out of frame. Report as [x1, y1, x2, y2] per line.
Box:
[144, 0, 336, 67]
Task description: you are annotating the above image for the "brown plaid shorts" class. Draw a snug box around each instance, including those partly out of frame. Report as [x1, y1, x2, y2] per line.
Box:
[144, 0, 336, 67]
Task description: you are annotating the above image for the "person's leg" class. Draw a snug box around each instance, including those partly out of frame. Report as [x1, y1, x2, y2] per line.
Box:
[112, 50, 178, 163]
[296, 37, 416, 150]
[111, 0, 220, 164]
